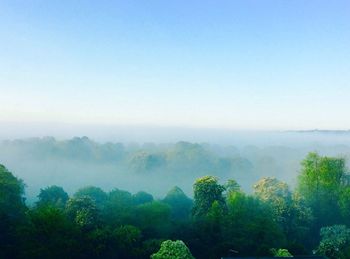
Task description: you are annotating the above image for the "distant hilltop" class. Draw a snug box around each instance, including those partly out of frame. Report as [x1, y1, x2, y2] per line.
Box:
[287, 129, 350, 134]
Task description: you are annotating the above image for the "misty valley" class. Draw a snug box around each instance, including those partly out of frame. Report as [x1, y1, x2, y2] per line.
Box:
[2, 136, 350, 258]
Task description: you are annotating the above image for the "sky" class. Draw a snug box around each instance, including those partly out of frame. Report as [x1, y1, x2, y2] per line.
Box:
[1, 0, 350, 132]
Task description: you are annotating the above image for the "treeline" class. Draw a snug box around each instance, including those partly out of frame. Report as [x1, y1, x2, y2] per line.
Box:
[1, 152, 350, 258]
[1, 136, 338, 200]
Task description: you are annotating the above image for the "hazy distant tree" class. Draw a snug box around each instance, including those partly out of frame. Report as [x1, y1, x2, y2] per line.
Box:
[74, 186, 107, 209]
[163, 186, 193, 220]
[224, 179, 241, 196]
[151, 240, 194, 259]
[37, 185, 69, 209]
[192, 176, 225, 218]
[128, 151, 166, 173]
[133, 191, 154, 205]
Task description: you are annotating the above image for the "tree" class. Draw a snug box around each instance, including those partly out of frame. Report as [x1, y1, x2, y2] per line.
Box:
[0, 164, 25, 216]
[271, 248, 293, 257]
[339, 186, 350, 225]
[133, 201, 171, 238]
[151, 240, 194, 259]
[37, 185, 69, 209]
[114, 225, 142, 258]
[224, 179, 241, 196]
[192, 176, 225, 218]
[297, 153, 347, 232]
[0, 164, 26, 258]
[254, 177, 312, 250]
[224, 191, 286, 256]
[66, 196, 99, 230]
[163, 186, 193, 220]
[74, 186, 107, 209]
[102, 188, 134, 226]
[133, 191, 154, 205]
[22, 205, 80, 258]
[317, 225, 350, 259]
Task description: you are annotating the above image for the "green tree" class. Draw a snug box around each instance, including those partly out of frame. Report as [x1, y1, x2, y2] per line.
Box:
[22, 205, 80, 258]
[102, 188, 134, 226]
[192, 176, 225, 218]
[224, 191, 286, 256]
[163, 186, 193, 220]
[37, 185, 69, 209]
[254, 177, 313, 252]
[133, 191, 154, 205]
[133, 201, 171, 238]
[74, 186, 107, 209]
[0, 164, 26, 258]
[66, 196, 99, 230]
[151, 240, 194, 259]
[339, 186, 350, 225]
[114, 225, 142, 258]
[317, 225, 350, 259]
[297, 153, 347, 232]
[271, 248, 293, 257]
[224, 179, 241, 197]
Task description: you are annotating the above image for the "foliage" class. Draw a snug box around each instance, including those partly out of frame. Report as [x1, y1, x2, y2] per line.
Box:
[0, 164, 26, 258]
[22, 205, 80, 258]
[133, 191, 154, 205]
[74, 186, 107, 209]
[192, 176, 226, 218]
[163, 186, 193, 220]
[151, 240, 194, 259]
[65, 196, 99, 229]
[1, 151, 350, 258]
[297, 153, 347, 230]
[37, 185, 69, 209]
[271, 248, 293, 257]
[317, 225, 350, 259]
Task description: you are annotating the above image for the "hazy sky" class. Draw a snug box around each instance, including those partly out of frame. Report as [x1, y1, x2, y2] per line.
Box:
[1, 1, 350, 130]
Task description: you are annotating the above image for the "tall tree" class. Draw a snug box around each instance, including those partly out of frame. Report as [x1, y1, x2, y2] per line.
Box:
[192, 176, 225, 218]
[297, 152, 347, 230]
[163, 186, 193, 220]
[0, 164, 26, 258]
[37, 185, 69, 209]
[65, 196, 99, 230]
[74, 186, 107, 209]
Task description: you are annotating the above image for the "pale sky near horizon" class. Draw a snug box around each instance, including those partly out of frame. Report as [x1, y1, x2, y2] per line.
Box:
[1, 1, 350, 130]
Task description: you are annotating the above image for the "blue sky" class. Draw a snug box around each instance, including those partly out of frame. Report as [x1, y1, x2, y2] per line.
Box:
[1, 1, 350, 130]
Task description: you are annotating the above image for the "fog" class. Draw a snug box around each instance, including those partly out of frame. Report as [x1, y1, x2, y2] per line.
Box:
[1, 125, 350, 204]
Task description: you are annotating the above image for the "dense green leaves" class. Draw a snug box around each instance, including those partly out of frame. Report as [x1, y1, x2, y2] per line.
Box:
[0, 164, 26, 258]
[317, 225, 350, 259]
[192, 176, 225, 218]
[37, 185, 69, 209]
[151, 240, 194, 259]
[2, 151, 350, 258]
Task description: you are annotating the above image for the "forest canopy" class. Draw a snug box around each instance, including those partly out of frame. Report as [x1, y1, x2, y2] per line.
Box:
[1, 152, 350, 258]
